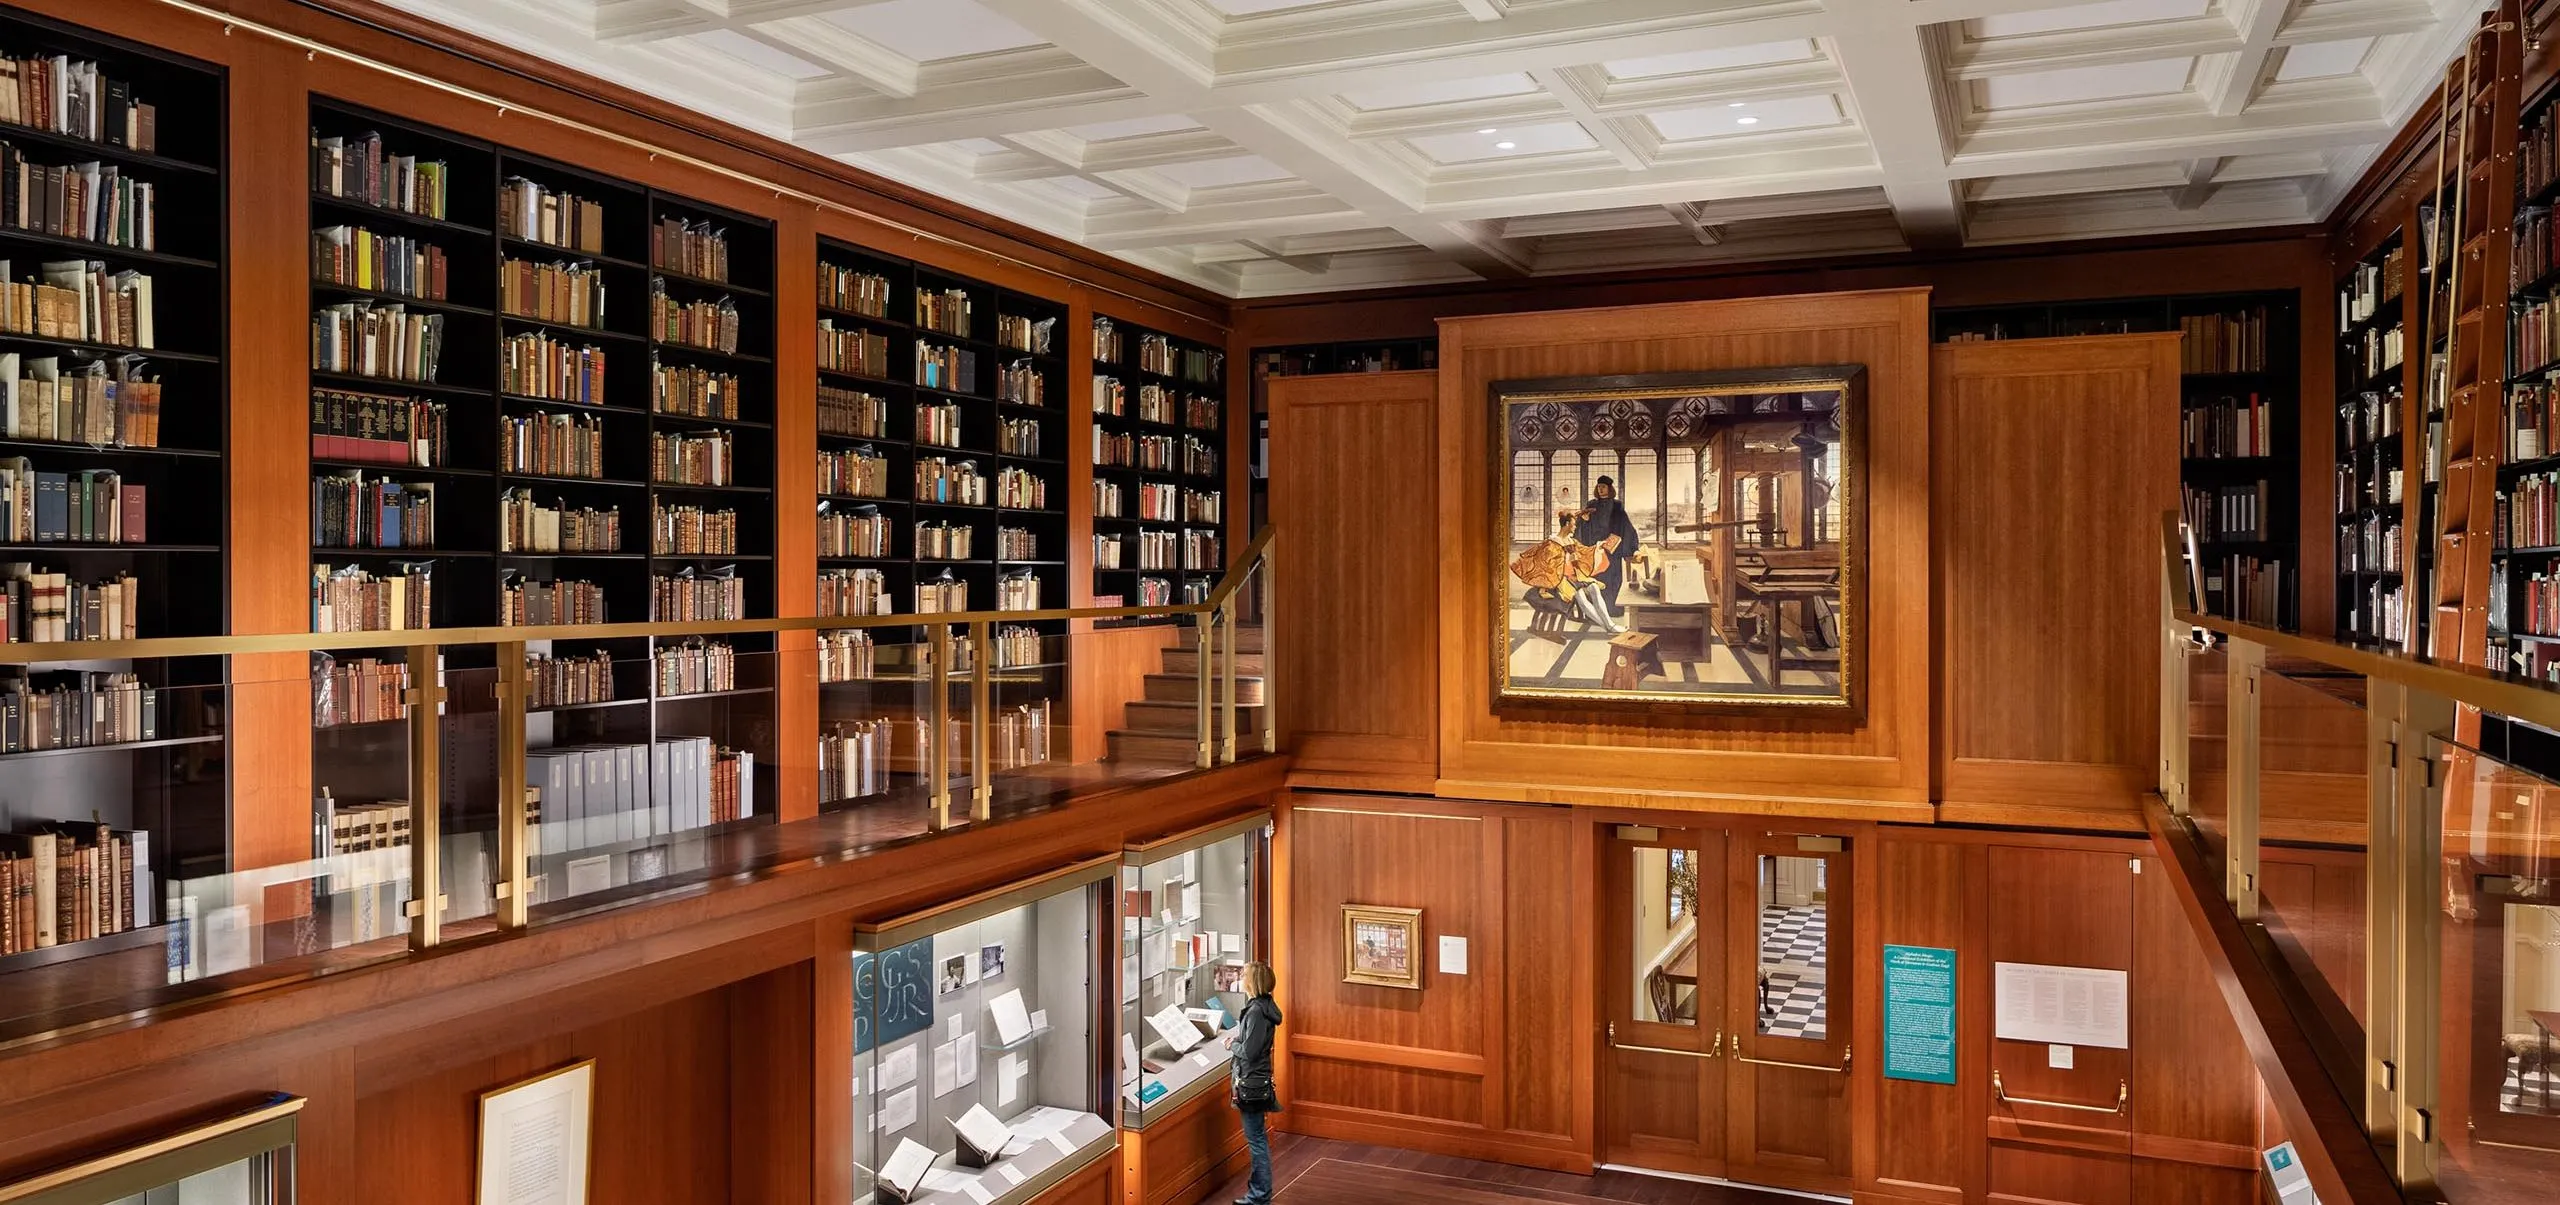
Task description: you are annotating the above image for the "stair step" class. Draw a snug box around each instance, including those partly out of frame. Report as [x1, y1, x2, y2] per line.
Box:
[1161, 649, 1265, 675]
[1107, 729, 1199, 763]
[1123, 700, 1265, 731]
[1142, 673, 1266, 704]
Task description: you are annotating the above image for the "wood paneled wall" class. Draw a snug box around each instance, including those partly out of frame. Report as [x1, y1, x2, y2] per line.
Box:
[1277, 795, 2271, 1205]
[1434, 291, 1936, 816]
[1267, 371, 1439, 790]
[1931, 336, 2180, 829]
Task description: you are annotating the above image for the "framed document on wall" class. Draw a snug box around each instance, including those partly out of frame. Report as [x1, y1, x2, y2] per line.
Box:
[477, 1059, 595, 1205]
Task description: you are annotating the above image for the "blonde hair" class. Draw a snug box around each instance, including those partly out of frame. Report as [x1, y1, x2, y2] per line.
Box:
[1243, 961, 1277, 997]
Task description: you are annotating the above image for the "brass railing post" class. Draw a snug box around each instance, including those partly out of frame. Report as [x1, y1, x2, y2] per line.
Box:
[1261, 539, 1276, 757]
[969, 619, 992, 821]
[2363, 677, 2406, 1142]
[1195, 611, 1214, 770]
[2225, 637, 2263, 918]
[2160, 616, 2191, 816]
[2397, 690, 2455, 1191]
[403, 643, 445, 950]
[928, 624, 953, 830]
[1218, 596, 1238, 765]
[493, 641, 530, 930]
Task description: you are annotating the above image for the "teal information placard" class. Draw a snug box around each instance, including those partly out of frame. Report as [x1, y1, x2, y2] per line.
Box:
[1883, 944, 1958, 1085]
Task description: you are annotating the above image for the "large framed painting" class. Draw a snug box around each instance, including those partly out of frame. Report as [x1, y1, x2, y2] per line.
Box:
[1493, 367, 1865, 714]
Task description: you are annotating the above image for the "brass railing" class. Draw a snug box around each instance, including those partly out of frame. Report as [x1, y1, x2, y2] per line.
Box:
[2157, 514, 2560, 1204]
[0, 529, 1272, 957]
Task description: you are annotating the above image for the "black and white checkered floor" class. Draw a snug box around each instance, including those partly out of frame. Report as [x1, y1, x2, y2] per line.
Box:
[1757, 903, 1828, 1042]
[2507, 1065, 2560, 1115]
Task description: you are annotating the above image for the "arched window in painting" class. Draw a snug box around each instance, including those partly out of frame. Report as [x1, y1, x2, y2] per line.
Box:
[1548, 449, 1583, 537]
[1621, 448, 1660, 545]
[1513, 451, 1548, 544]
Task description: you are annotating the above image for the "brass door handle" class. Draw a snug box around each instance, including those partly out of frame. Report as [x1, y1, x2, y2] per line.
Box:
[1993, 1070, 2127, 1114]
[1607, 1025, 1721, 1059]
[1733, 1044, 1849, 1074]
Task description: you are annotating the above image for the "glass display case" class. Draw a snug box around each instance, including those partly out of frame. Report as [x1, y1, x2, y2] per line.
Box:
[0, 1093, 301, 1203]
[1119, 815, 1268, 1127]
[852, 860, 1117, 1205]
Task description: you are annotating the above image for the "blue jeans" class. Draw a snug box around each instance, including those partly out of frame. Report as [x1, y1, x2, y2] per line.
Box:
[1239, 1108, 1272, 1203]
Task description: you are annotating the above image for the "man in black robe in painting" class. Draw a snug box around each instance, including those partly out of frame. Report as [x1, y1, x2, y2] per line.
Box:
[1574, 476, 1641, 616]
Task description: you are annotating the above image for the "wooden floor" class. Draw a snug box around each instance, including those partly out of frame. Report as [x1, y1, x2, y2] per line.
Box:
[1207, 1135, 1814, 1205]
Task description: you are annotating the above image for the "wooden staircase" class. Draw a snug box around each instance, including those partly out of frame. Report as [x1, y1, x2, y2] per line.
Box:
[1107, 626, 1268, 763]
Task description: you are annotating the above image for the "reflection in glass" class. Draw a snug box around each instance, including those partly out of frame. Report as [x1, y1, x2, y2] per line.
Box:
[1757, 853, 1828, 1041]
[1632, 845, 1698, 1026]
[1119, 825, 1259, 1125]
[2501, 902, 2560, 1116]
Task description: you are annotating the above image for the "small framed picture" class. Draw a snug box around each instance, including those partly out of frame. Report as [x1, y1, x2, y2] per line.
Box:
[1341, 904, 1424, 990]
[477, 1059, 594, 1205]
[939, 953, 969, 996]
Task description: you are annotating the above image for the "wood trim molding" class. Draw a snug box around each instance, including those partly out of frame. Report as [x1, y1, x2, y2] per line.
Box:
[1289, 1034, 1488, 1077]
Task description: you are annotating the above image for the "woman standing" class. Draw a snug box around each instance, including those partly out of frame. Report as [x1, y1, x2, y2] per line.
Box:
[1230, 961, 1283, 1205]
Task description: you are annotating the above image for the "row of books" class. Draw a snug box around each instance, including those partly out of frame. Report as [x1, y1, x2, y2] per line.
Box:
[819, 321, 888, 378]
[2525, 102, 2560, 213]
[312, 130, 446, 219]
[2339, 253, 2402, 329]
[819, 507, 888, 559]
[651, 501, 736, 555]
[1133, 481, 1180, 522]
[525, 738, 753, 854]
[527, 650, 614, 710]
[505, 409, 605, 478]
[2346, 578, 2406, 645]
[2511, 379, 2560, 461]
[314, 387, 446, 468]
[820, 386, 886, 438]
[916, 519, 971, 561]
[994, 574, 1038, 612]
[1135, 333, 1221, 385]
[653, 638, 734, 696]
[6, 258, 151, 348]
[5, 352, 161, 448]
[916, 400, 964, 449]
[999, 417, 1041, 457]
[0, 821, 149, 954]
[819, 717, 891, 801]
[314, 792, 411, 857]
[999, 526, 1037, 560]
[2183, 480, 2274, 543]
[995, 466, 1047, 511]
[653, 361, 739, 420]
[313, 655, 406, 728]
[998, 314, 1055, 355]
[2182, 394, 2275, 459]
[3, 145, 154, 250]
[820, 566, 889, 617]
[998, 360, 1045, 407]
[503, 330, 607, 403]
[501, 258, 606, 328]
[0, 460, 144, 544]
[648, 284, 739, 354]
[915, 456, 986, 506]
[2502, 471, 2560, 551]
[0, 54, 157, 154]
[502, 178, 606, 255]
[2519, 297, 2560, 378]
[500, 491, 619, 554]
[2509, 570, 2560, 640]
[654, 571, 743, 621]
[0, 669, 155, 750]
[915, 574, 966, 613]
[1093, 479, 1124, 519]
[1093, 318, 1123, 365]
[917, 343, 976, 394]
[503, 575, 605, 626]
[2332, 448, 2402, 512]
[819, 265, 890, 319]
[2177, 309, 2270, 374]
[2338, 513, 2402, 575]
[2203, 555, 2288, 627]
[916, 286, 970, 338]
[312, 562, 431, 632]
[316, 226, 446, 302]
[2518, 207, 2560, 292]
[2338, 385, 2402, 450]
[311, 471, 434, 550]
[0, 564, 136, 642]
[817, 629, 876, 683]
[652, 217, 729, 284]
[2349, 321, 2402, 383]
[821, 447, 888, 499]
[651, 428, 733, 486]
[314, 301, 440, 383]
[1094, 532, 1125, 569]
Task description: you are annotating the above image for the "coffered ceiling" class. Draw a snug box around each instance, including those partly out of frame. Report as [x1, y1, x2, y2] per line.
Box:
[380, 0, 2490, 297]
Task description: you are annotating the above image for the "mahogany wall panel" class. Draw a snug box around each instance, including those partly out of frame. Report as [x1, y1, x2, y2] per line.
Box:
[1119, 1077, 1248, 1205]
[1931, 336, 2180, 830]
[1869, 836, 1975, 1204]
[1986, 845, 2135, 1148]
[1434, 291, 1934, 816]
[2131, 855, 2261, 1167]
[1267, 371, 1440, 789]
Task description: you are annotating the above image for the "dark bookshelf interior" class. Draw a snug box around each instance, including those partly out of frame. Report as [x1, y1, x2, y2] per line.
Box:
[1091, 313, 1226, 627]
[810, 236, 1071, 809]
[0, 7, 229, 971]
[1933, 293, 2303, 630]
[304, 98, 779, 882]
[2337, 232, 2408, 648]
[2498, 78, 2560, 682]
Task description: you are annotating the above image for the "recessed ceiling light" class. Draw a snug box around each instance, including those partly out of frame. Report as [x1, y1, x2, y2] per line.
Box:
[1735, 116, 1759, 125]
[1495, 140, 1517, 149]
[1728, 102, 1747, 108]
[1478, 127, 1499, 134]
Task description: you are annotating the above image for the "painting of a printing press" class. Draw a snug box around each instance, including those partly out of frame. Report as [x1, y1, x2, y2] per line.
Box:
[1492, 368, 1864, 713]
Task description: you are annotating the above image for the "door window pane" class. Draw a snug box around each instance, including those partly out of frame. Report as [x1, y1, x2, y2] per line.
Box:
[1632, 845, 1700, 1026]
[2502, 901, 2560, 1117]
[1757, 854, 1829, 1041]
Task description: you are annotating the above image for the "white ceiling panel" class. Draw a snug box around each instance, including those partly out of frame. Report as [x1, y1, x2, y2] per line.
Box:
[376, 0, 2485, 296]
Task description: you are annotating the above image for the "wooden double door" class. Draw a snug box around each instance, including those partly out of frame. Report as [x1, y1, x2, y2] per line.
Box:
[1600, 824, 1853, 1196]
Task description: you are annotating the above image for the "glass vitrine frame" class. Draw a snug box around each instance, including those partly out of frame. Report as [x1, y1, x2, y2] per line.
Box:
[0, 1094, 301, 1204]
[851, 857, 1118, 1205]
[1118, 813, 1270, 1129]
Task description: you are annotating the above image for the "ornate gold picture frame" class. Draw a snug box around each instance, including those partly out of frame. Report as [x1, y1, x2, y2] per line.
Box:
[1492, 367, 1867, 715]
[1341, 904, 1423, 989]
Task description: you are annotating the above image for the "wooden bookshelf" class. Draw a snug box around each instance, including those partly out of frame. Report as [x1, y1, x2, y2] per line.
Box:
[0, 7, 228, 963]
[2498, 74, 2560, 683]
[2335, 233, 2411, 647]
[1092, 314, 1226, 626]
[1247, 338, 1438, 533]
[303, 99, 780, 855]
[1933, 293, 2303, 628]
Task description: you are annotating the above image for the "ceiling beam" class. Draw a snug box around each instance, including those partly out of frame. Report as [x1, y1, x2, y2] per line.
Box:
[1829, 6, 1965, 248]
[1527, 68, 1648, 171]
[2200, 0, 2290, 118]
[1455, 0, 1513, 20]
[2171, 156, 2226, 209]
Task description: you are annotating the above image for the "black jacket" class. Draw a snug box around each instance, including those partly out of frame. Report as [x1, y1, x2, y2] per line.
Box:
[1231, 993, 1282, 1112]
